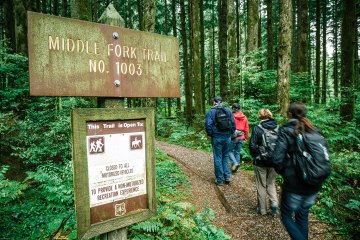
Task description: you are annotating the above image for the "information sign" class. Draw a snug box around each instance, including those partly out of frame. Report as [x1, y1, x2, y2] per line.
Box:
[28, 11, 180, 97]
[72, 108, 156, 239]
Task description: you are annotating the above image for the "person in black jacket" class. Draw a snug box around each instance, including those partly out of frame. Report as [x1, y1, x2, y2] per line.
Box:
[272, 103, 322, 240]
[249, 109, 279, 216]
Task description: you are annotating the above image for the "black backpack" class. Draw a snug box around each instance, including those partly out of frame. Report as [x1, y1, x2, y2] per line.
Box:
[215, 107, 231, 131]
[257, 124, 279, 161]
[293, 130, 331, 186]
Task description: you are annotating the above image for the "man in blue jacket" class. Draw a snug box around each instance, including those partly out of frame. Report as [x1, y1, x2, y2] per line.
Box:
[205, 96, 236, 186]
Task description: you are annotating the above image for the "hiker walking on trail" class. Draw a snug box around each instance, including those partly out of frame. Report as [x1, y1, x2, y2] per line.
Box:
[205, 96, 236, 186]
[272, 103, 330, 240]
[229, 103, 249, 173]
[249, 108, 279, 216]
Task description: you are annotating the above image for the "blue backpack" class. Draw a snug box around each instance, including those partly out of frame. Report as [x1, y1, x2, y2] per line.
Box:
[294, 130, 331, 186]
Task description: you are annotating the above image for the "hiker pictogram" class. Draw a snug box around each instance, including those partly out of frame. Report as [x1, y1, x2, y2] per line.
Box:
[89, 137, 105, 154]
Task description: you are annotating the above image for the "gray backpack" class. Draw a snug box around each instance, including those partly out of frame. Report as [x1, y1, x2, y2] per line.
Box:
[257, 124, 279, 161]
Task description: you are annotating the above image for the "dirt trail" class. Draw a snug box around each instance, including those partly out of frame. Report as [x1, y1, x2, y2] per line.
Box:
[156, 141, 331, 240]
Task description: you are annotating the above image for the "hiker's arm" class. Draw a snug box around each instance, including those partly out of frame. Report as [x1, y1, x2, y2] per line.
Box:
[205, 111, 214, 136]
[249, 126, 261, 158]
[271, 128, 288, 174]
[244, 117, 249, 140]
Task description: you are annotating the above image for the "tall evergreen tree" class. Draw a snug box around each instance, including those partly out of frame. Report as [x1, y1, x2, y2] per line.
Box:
[71, 0, 91, 21]
[332, 0, 339, 98]
[142, 0, 157, 107]
[171, 0, 181, 113]
[62, 0, 68, 17]
[14, 0, 27, 55]
[3, 0, 15, 52]
[246, 0, 259, 53]
[190, 0, 203, 114]
[278, 0, 292, 116]
[315, 0, 321, 104]
[340, 0, 356, 120]
[321, 0, 327, 104]
[228, 0, 237, 100]
[297, 0, 308, 72]
[266, 0, 274, 69]
[218, 0, 228, 99]
[200, 0, 205, 112]
[291, 0, 297, 72]
[180, 0, 192, 124]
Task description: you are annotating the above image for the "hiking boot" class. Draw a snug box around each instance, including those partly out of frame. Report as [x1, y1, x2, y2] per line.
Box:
[225, 180, 231, 185]
[231, 163, 240, 173]
[271, 205, 279, 216]
[215, 180, 224, 186]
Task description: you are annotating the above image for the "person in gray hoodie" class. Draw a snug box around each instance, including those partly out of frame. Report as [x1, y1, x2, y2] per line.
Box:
[249, 108, 279, 216]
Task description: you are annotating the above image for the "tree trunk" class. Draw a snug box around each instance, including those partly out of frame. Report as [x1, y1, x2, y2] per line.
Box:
[62, 0, 67, 17]
[340, 0, 356, 121]
[315, 0, 321, 104]
[277, 0, 292, 117]
[164, 0, 171, 117]
[321, 0, 327, 104]
[236, 0, 240, 61]
[291, 0, 297, 72]
[266, 0, 273, 69]
[14, 0, 28, 55]
[333, 0, 339, 98]
[246, 0, 259, 53]
[209, 31, 215, 104]
[138, 0, 143, 30]
[200, 0, 205, 113]
[53, 0, 59, 15]
[3, 0, 16, 52]
[297, 0, 308, 72]
[190, 0, 203, 114]
[172, 0, 181, 114]
[42, 0, 47, 13]
[218, 0, 228, 99]
[209, 0, 216, 104]
[228, 0, 237, 101]
[180, 0, 192, 124]
[127, 0, 133, 28]
[142, 0, 157, 107]
[71, 0, 91, 21]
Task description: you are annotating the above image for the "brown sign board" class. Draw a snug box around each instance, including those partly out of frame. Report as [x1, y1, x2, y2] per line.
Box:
[72, 108, 156, 239]
[28, 11, 180, 97]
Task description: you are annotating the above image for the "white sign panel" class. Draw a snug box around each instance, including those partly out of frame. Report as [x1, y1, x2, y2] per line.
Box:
[86, 119, 147, 223]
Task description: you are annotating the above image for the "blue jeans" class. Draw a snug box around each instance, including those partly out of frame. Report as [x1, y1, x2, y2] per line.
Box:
[280, 191, 318, 240]
[229, 139, 244, 166]
[211, 137, 231, 184]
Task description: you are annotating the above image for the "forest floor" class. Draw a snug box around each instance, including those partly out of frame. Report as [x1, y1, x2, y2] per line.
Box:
[156, 140, 334, 240]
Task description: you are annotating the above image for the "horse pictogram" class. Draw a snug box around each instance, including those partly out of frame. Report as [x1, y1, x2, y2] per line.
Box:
[130, 135, 143, 150]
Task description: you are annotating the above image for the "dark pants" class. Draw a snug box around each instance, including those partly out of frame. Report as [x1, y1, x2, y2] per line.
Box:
[280, 190, 317, 240]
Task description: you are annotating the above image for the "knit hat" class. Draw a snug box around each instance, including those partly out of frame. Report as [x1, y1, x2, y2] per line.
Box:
[213, 96, 222, 103]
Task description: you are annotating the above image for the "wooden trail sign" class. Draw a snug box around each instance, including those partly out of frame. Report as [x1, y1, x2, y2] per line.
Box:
[27, 11, 180, 97]
[71, 108, 156, 239]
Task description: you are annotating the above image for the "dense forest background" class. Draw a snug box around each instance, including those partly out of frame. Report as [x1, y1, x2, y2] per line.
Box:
[0, 0, 359, 239]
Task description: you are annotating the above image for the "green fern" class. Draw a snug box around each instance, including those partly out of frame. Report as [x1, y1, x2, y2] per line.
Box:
[131, 221, 162, 233]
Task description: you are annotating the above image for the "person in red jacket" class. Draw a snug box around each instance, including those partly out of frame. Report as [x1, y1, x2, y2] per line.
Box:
[229, 103, 249, 173]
